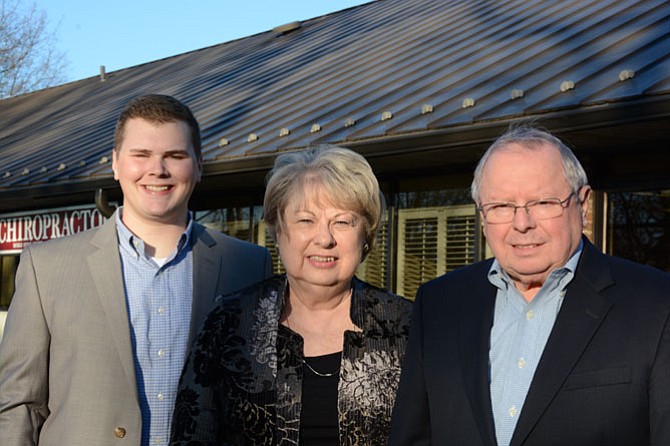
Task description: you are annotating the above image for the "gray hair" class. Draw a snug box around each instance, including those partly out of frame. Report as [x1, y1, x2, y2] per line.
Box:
[263, 145, 384, 259]
[471, 126, 589, 203]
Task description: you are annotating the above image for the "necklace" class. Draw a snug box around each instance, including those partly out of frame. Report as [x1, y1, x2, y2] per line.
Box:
[282, 286, 350, 378]
[302, 357, 340, 377]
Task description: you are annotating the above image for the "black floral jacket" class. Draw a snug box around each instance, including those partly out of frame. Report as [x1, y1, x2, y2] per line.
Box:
[170, 275, 412, 445]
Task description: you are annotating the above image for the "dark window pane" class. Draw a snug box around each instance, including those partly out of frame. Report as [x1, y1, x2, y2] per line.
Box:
[608, 191, 670, 273]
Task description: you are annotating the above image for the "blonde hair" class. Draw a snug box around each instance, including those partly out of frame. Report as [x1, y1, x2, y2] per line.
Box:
[264, 145, 384, 259]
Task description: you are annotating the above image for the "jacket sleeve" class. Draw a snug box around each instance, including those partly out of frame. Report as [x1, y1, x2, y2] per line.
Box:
[389, 285, 431, 445]
[262, 249, 273, 280]
[0, 246, 50, 446]
[651, 303, 670, 444]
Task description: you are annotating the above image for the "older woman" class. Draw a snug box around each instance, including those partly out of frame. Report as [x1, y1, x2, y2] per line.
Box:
[170, 146, 412, 445]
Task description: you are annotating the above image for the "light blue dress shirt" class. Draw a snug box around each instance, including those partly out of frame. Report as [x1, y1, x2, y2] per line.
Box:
[488, 241, 583, 446]
[116, 210, 194, 446]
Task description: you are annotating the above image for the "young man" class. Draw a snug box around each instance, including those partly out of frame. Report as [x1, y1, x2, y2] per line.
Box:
[390, 126, 670, 445]
[0, 94, 272, 445]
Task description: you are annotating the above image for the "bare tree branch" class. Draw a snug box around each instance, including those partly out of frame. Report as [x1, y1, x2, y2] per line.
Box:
[0, 0, 67, 98]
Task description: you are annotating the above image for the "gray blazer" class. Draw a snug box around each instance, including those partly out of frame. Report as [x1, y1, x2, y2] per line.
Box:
[0, 214, 272, 446]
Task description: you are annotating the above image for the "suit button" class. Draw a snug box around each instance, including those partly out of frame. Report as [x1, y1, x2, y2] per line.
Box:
[114, 427, 126, 438]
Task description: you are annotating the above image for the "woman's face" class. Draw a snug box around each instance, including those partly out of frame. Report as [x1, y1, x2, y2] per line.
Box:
[277, 188, 367, 292]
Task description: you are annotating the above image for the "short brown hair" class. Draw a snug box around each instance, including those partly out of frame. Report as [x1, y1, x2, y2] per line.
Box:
[114, 94, 201, 157]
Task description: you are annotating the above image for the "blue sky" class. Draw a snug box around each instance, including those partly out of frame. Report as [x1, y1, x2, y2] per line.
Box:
[38, 0, 368, 82]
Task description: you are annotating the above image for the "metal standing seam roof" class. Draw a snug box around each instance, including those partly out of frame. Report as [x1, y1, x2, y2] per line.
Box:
[0, 0, 668, 194]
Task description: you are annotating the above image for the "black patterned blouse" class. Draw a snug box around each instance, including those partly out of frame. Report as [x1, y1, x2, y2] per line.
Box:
[170, 275, 412, 446]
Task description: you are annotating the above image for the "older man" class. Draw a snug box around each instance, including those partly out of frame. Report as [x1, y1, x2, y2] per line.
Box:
[390, 126, 670, 445]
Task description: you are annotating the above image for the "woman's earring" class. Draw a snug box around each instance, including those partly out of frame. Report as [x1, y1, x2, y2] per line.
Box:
[363, 242, 370, 254]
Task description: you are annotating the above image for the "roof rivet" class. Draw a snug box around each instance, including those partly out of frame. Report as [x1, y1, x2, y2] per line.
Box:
[279, 127, 290, 137]
[218, 138, 229, 147]
[247, 133, 258, 143]
[310, 123, 321, 133]
[421, 104, 434, 114]
[22, 168, 30, 175]
[510, 89, 525, 99]
[57, 163, 67, 171]
[462, 98, 476, 108]
[381, 111, 393, 121]
[344, 118, 356, 127]
[619, 69, 635, 81]
[3, 172, 10, 178]
[560, 80, 575, 92]
[99, 156, 109, 164]
[273, 21, 302, 35]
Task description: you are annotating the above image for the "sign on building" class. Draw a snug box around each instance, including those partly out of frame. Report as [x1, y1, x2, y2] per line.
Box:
[0, 206, 107, 254]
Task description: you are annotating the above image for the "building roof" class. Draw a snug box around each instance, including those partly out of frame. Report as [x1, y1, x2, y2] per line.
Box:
[1, 0, 668, 210]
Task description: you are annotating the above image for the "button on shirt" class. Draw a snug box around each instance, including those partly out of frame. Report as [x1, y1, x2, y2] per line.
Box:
[116, 211, 194, 446]
[488, 242, 583, 446]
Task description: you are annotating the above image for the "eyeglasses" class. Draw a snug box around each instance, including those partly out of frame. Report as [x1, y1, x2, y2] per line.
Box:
[478, 192, 577, 224]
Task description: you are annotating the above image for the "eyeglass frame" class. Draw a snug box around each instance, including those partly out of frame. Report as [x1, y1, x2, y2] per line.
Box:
[477, 191, 579, 224]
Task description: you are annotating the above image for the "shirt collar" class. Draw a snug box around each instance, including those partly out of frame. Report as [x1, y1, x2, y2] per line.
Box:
[488, 238, 584, 290]
[115, 206, 194, 260]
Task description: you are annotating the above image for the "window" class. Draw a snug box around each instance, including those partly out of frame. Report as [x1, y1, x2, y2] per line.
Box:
[607, 190, 670, 273]
[256, 220, 285, 275]
[0, 255, 18, 310]
[356, 214, 389, 289]
[195, 207, 260, 243]
[396, 205, 479, 299]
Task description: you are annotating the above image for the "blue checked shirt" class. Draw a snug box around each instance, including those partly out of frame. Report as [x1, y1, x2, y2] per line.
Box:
[488, 241, 583, 446]
[116, 210, 194, 446]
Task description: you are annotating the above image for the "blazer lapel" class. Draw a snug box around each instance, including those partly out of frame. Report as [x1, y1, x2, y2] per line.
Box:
[189, 224, 221, 346]
[510, 240, 614, 446]
[87, 217, 138, 398]
[459, 262, 499, 446]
